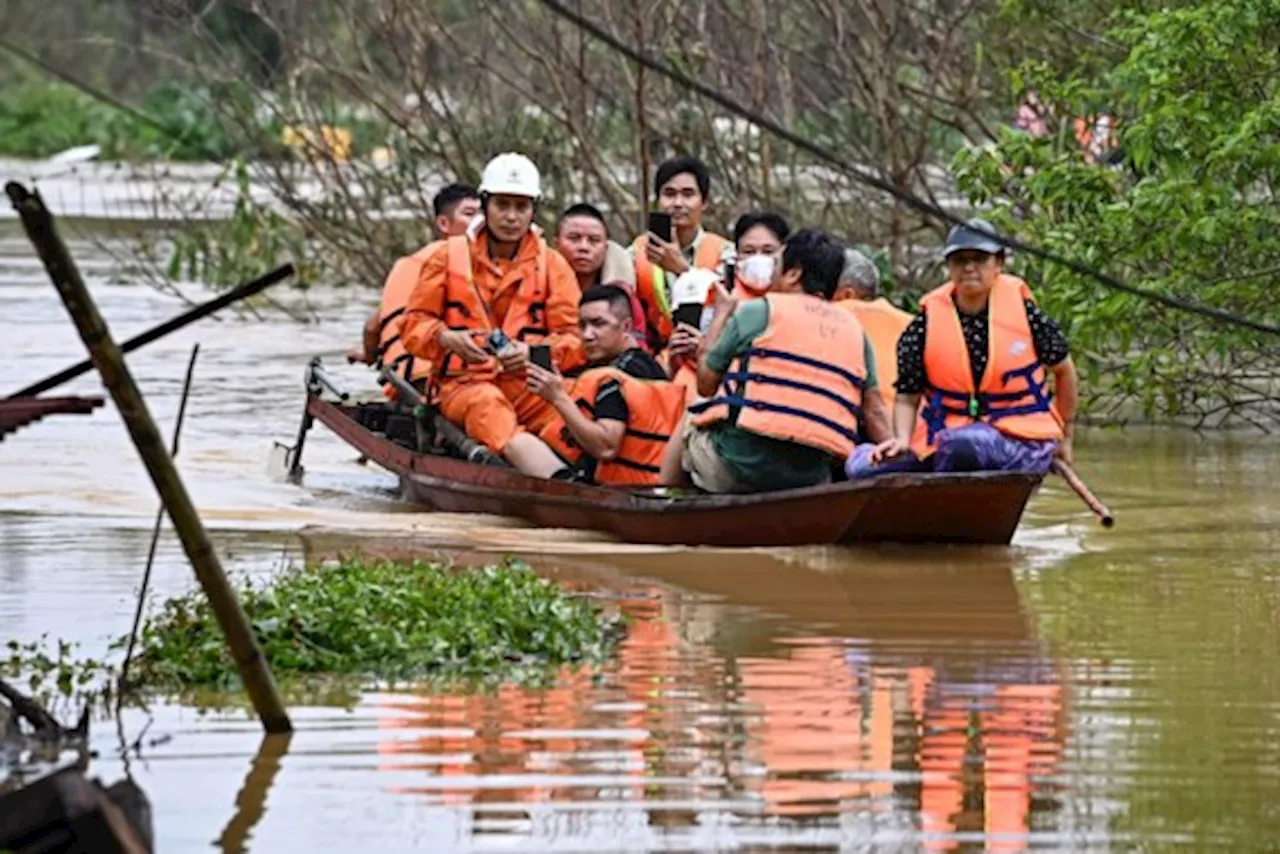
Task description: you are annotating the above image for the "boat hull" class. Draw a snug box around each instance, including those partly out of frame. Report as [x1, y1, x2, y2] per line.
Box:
[308, 397, 1041, 547]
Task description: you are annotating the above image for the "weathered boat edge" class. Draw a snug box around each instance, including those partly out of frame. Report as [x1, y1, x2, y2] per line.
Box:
[307, 396, 1042, 547]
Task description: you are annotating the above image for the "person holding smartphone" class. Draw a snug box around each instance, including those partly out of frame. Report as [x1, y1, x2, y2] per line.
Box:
[660, 229, 891, 493]
[630, 156, 729, 353]
[525, 285, 683, 485]
[401, 152, 586, 479]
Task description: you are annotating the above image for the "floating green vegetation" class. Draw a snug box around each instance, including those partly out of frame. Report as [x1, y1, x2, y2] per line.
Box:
[4, 557, 626, 706]
[129, 556, 625, 690]
[2, 555, 624, 706]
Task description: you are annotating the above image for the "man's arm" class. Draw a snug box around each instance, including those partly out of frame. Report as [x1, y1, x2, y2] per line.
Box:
[861, 389, 892, 444]
[348, 307, 381, 364]
[696, 296, 771, 398]
[553, 381, 627, 461]
[527, 366, 627, 460]
[401, 245, 451, 363]
[544, 250, 587, 373]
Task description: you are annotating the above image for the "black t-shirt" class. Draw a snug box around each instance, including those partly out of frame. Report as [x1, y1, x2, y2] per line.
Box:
[610, 347, 668, 381]
[591, 348, 668, 424]
[895, 299, 1070, 395]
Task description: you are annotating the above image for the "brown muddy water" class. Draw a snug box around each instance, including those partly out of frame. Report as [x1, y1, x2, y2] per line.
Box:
[3, 229, 1280, 851]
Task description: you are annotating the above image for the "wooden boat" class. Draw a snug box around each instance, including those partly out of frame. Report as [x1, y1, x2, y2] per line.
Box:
[295, 367, 1044, 547]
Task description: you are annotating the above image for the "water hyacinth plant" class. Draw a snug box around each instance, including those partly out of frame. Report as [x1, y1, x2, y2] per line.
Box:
[121, 556, 626, 691]
[3, 557, 626, 706]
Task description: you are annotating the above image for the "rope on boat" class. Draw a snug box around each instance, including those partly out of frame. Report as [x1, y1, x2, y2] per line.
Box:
[534, 0, 1280, 339]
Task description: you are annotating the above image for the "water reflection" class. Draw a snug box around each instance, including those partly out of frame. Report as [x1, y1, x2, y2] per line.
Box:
[347, 548, 1066, 850]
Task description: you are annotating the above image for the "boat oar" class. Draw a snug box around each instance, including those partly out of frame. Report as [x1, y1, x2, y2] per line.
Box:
[1050, 458, 1114, 528]
[7, 263, 294, 399]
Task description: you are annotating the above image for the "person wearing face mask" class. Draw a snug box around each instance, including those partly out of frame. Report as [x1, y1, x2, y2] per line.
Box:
[662, 211, 791, 392]
[658, 229, 891, 493]
[401, 153, 586, 479]
[847, 219, 1078, 479]
[349, 182, 482, 400]
[725, 211, 790, 300]
[631, 156, 729, 352]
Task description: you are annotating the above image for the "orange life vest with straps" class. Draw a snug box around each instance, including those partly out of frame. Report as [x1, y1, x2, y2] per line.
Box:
[632, 231, 728, 348]
[908, 276, 1063, 460]
[690, 293, 868, 459]
[543, 367, 688, 486]
[375, 244, 438, 394]
[436, 233, 552, 384]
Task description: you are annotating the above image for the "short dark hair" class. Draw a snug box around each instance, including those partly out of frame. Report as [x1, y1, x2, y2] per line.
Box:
[781, 229, 846, 300]
[653, 156, 711, 201]
[433, 182, 479, 218]
[558, 202, 607, 234]
[580, 284, 634, 321]
[732, 211, 790, 247]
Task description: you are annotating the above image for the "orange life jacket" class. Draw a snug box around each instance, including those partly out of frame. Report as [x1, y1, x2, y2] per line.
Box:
[375, 244, 438, 395]
[436, 233, 551, 383]
[632, 231, 728, 348]
[690, 292, 868, 459]
[908, 276, 1063, 460]
[544, 367, 688, 485]
[838, 297, 914, 410]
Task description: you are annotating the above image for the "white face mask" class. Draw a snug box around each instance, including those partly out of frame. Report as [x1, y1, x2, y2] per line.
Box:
[739, 253, 776, 291]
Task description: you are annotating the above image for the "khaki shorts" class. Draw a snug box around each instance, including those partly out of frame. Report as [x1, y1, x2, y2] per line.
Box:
[680, 415, 747, 494]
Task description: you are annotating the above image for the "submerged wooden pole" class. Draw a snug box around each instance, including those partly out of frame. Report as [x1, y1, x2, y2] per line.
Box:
[5, 181, 292, 734]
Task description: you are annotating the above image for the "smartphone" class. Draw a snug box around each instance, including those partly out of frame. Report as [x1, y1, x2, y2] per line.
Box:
[673, 302, 703, 329]
[529, 344, 553, 371]
[647, 211, 673, 244]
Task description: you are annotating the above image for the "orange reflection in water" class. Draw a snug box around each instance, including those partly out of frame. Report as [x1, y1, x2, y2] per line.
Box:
[368, 552, 1068, 850]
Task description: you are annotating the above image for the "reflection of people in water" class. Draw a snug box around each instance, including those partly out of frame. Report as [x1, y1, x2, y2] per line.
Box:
[736, 642, 1065, 844]
[723, 550, 1067, 848]
[362, 549, 1068, 850]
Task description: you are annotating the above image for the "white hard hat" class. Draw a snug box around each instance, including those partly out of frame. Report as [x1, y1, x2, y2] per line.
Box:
[671, 268, 719, 307]
[478, 152, 542, 199]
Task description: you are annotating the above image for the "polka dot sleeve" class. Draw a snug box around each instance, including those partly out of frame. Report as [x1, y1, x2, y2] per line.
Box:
[894, 313, 928, 395]
[1024, 300, 1070, 366]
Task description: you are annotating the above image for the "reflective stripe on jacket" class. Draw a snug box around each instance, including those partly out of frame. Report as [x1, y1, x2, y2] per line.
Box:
[632, 231, 728, 349]
[376, 244, 438, 390]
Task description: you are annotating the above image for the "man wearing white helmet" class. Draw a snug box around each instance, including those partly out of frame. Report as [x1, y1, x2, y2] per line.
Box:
[402, 152, 586, 478]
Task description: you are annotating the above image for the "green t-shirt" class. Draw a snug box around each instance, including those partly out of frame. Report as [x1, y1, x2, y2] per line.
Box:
[702, 298, 878, 490]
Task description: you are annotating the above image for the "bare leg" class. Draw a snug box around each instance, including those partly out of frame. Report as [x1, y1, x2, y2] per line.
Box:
[659, 420, 691, 486]
[503, 432, 568, 479]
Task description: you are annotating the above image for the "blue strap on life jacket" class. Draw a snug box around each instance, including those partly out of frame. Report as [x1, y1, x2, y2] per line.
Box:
[689, 395, 860, 442]
[921, 359, 1053, 442]
[687, 346, 865, 442]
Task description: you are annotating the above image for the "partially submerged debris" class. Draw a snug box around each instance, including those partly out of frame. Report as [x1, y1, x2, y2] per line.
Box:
[1, 678, 153, 852]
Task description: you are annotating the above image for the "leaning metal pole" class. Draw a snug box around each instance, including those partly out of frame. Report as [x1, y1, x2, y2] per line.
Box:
[5, 181, 291, 734]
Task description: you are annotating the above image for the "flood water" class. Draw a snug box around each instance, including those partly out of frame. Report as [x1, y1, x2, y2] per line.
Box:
[3, 224, 1280, 851]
